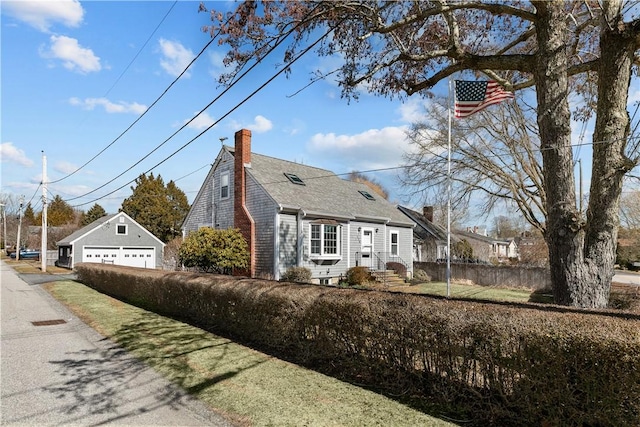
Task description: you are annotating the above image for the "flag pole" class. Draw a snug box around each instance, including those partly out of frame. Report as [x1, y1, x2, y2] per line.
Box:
[446, 78, 453, 298]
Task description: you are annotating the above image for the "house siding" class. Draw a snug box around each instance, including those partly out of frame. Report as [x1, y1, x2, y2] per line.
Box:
[298, 218, 349, 283]
[70, 214, 163, 268]
[278, 213, 299, 276]
[183, 150, 236, 234]
[245, 173, 277, 279]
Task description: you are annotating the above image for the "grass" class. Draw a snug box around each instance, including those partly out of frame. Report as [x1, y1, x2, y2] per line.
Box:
[388, 281, 554, 303]
[45, 280, 456, 427]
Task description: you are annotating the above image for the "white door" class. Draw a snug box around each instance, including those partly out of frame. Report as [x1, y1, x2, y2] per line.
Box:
[361, 229, 374, 268]
[121, 248, 155, 268]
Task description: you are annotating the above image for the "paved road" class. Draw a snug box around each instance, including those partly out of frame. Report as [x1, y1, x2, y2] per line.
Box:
[614, 270, 640, 286]
[0, 260, 232, 426]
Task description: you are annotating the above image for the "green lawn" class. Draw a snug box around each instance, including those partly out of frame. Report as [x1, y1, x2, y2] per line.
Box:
[45, 280, 456, 427]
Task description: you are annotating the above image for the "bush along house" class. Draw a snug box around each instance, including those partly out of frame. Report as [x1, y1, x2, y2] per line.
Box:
[182, 129, 415, 284]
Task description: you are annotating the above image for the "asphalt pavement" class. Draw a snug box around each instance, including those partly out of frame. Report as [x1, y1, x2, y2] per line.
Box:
[0, 260, 233, 426]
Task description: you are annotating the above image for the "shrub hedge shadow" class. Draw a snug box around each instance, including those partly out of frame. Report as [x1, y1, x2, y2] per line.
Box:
[75, 263, 640, 426]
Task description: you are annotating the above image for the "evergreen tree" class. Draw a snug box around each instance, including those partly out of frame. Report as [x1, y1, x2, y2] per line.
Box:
[36, 195, 75, 226]
[81, 203, 107, 226]
[121, 173, 190, 242]
[23, 203, 36, 226]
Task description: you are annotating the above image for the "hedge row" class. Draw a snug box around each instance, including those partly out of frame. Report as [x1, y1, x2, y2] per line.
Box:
[75, 263, 640, 426]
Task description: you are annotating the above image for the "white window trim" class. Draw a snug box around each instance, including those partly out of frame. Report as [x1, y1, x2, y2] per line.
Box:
[390, 230, 399, 256]
[309, 223, 342, 260]
[116, 224, 128, 236]
[220, 171, 230, 200]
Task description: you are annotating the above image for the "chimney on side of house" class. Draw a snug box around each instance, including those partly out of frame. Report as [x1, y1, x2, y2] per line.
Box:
[423, 206, 434, 222]
[233, 129, 255, 277]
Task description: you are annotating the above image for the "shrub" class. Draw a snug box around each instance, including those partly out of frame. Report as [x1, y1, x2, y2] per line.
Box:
[281, 267, 312, 283]
[346, 266, 372, 286]
[386, 261, 407, 278]
[178, 227, 249, 274]
[413, 268, 431, 282]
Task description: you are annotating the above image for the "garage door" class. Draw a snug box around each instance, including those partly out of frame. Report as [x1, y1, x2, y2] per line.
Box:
[121, 247, 155, 268]
[83, 246, 119, 265]
[82, 246, 156, 268]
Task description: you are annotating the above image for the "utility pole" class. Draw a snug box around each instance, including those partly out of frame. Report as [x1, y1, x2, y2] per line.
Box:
[0, 203, 6, 254]
[41, 152, 48, 272]
[16, 196, 24, 261]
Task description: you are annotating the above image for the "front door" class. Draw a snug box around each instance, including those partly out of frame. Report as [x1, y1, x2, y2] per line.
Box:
[361, 228, 374, 268]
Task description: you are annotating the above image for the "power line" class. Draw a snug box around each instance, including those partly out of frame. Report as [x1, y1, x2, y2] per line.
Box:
[50, 5, 221, 185]
[67, 5, 332, 208]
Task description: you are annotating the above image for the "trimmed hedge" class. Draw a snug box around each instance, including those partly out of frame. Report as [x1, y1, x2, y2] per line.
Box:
[75, 263, 640, 426]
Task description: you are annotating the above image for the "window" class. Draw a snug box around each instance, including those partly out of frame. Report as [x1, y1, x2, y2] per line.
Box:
[221, 172, 230, 199]
[116, 224, 127, 235]
[284, 172, 305, 185]
[358, 190, 375, 200]
[390, 231, 399, 256]
[310, 223, 340, 257]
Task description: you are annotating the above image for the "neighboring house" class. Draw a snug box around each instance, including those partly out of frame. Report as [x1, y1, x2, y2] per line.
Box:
[56, 212, 165, 269]
[182, 129, 415, 284]
[455, 228, 518, 263]
[397, 205, 458, 262]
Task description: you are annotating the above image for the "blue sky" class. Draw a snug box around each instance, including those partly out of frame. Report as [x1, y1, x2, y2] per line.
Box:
[1, 0, 428, 216]
[1, 1, 637, 226]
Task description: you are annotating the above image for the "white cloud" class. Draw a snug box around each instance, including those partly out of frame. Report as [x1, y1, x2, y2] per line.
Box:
[3, 0, 84, 32]
[207, 51, 226, 80]
[69, 97, 147, 114]
[398, 97, 429, 123]
[158, 39, 194, 77]
[0, 142, 34, 167]
[248, 116, 273, 133]
[229, 116, 273, 133]
[185, 111, 216, 130]
[41, 35, 101, 73]
[53, 161, 79, 175]
[307, 126, 411, 171]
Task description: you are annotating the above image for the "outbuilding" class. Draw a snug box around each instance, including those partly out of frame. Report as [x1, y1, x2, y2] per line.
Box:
[56, 212, 165, 269]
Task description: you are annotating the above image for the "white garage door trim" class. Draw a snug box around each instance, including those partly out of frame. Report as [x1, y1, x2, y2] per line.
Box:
[82, 246, 156, 269]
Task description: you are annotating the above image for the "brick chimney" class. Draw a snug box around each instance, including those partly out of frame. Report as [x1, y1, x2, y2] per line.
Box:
[423, 206, 434, 222]
[234, 129, 255, 277]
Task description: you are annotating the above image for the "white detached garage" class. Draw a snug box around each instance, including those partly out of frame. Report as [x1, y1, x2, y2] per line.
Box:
[56, 212, 165, 269]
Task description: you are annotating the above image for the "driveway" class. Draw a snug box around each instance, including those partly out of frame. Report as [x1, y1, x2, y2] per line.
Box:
[0, 260, 233, 426]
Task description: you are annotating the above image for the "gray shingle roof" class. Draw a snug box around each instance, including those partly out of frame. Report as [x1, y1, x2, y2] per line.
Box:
[235, 149, 414, 227]
[397, 205, 455, 242]
[57, 213, 118, 245]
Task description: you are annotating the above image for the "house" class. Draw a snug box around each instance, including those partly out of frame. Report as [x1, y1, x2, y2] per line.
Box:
[56, 212, 165, 269]
[455, 228, 518, 263]
[397, 205, 458, 262]
[182, 129, 415, 284]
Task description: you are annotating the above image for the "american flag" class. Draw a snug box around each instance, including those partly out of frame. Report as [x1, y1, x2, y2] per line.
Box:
[454, 80, 514, 118]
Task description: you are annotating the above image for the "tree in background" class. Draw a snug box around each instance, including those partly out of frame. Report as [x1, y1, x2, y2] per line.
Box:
[452, 239, 474, 261]
[23, 203, 36, 226]
[36, 195, 76, 227]
[348, 171, 389, 200]
[81, 204, 107, 226]
[403, 99, 546, 234]
[620, 189, 640, 230]
[202, 1, 640, 308]
[179, 228, 249, 274]
[121, 173, 190, 243]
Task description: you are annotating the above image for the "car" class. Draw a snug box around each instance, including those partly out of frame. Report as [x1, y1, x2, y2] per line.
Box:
[10, 249, 40, 260]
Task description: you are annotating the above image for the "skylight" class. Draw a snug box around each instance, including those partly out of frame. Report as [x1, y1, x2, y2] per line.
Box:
[359, 190, 375, 200]
[284, 172, 305, 185]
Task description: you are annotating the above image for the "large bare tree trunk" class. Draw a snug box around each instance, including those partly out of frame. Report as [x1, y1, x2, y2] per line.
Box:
[534, 1, 634, 308]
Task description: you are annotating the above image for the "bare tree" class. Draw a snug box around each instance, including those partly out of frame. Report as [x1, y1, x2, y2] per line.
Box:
[402, 97, 546, 233]
[348, 171, 390, 200]
[202, 1, 640, 308]
[620, 188, 640, 230]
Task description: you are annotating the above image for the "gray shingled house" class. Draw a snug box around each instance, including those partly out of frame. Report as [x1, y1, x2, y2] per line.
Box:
[56, 212, 165, 269]
[182, 129, 415, 284]
[397, 205, 457, 262]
